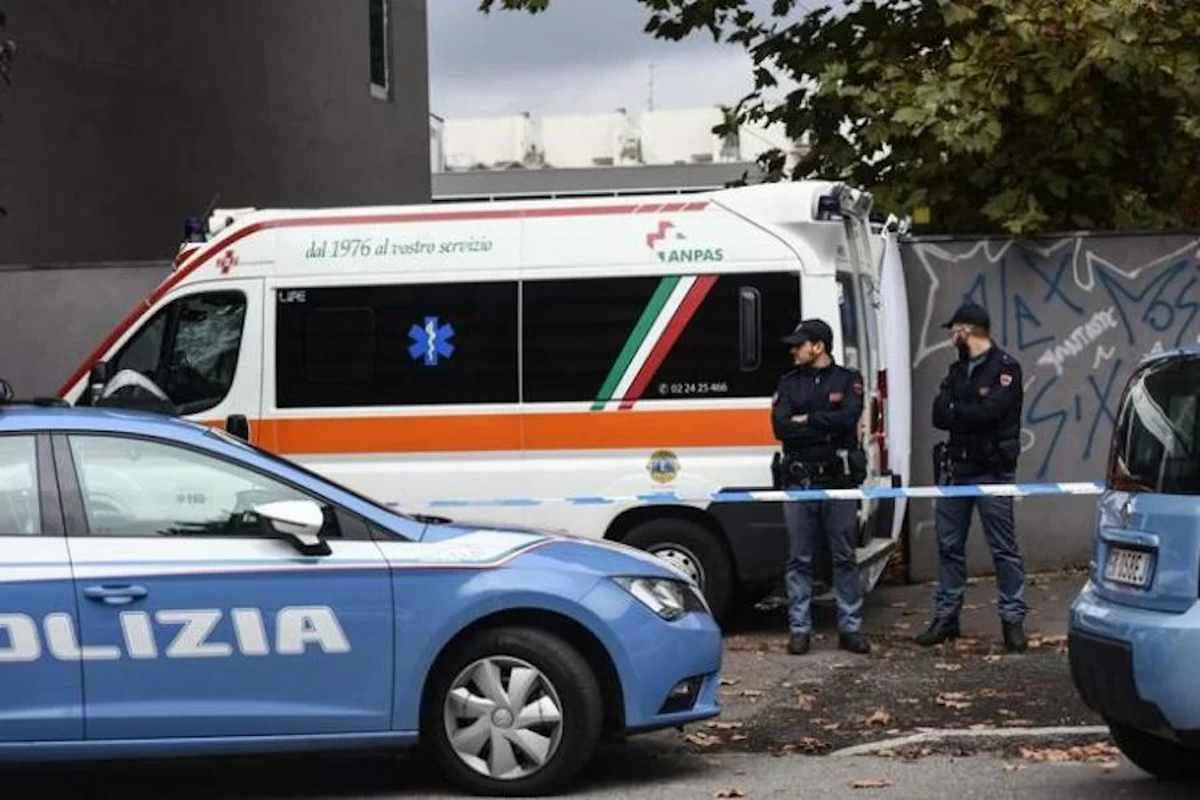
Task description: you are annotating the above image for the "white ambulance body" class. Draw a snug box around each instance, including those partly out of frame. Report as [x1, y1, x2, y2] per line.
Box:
[61, 181, 911, 617]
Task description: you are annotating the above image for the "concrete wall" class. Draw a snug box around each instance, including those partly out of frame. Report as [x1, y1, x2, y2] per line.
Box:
[0, 0, 430, 266]
[0, 263, 169, 397]
[901, 232, 1200, 581]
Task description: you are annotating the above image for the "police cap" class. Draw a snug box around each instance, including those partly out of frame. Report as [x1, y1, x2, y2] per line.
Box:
[782, 319, 833, 349]
[941, 302, 991, 331]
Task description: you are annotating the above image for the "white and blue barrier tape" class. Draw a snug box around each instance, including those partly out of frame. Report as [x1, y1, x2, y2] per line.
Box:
[424, 481, 1107, 509]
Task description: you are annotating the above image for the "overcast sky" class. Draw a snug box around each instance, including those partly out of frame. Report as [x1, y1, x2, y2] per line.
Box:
[427, 2, 784, 119]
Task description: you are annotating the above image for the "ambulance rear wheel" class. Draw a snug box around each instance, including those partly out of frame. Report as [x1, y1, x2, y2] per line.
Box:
[624, 519, 733, 621]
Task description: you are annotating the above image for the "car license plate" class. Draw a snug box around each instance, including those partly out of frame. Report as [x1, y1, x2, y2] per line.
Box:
[1105, 547, 1152, 588]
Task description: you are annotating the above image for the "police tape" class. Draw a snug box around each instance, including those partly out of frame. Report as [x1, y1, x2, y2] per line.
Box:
[423, 481, 1107, 509]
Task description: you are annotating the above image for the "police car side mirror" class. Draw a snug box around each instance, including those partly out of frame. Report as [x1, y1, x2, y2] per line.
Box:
[254, 499, 331, 556]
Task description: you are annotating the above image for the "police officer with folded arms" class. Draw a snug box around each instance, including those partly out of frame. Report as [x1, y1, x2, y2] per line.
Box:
[916, 302, 1028, 653]
[772, 319, 870, 656]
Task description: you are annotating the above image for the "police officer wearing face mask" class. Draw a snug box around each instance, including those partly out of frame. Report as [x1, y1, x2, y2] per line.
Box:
[772, 319, 870, 656]
[916, 302, 1028, 653]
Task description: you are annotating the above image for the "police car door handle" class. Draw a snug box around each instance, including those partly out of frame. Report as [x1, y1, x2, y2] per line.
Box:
[84, 584, 149, 605]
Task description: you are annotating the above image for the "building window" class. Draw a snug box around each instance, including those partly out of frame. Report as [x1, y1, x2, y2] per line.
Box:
[369, 0, 390, 100]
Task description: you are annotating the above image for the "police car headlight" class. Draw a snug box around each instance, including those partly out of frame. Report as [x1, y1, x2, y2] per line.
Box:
[613, 577, 708, 620]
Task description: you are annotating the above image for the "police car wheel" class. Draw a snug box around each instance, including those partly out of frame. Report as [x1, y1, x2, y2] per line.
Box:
[424, 626, 603, 797]
[1109, 721, 1200, 780]
[624, 519, 734, 621]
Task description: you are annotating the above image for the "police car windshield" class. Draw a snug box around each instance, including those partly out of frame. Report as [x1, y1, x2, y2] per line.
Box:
[1111, 356, 1200, 495]
[204, 428, 417, 521]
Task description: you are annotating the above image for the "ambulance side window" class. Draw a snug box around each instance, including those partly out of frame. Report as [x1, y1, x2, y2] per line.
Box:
[836, 272, 861, 371]
[522, 272, 799, 403]
[275, 282, 518, 408]
[109, 291, 247, 415]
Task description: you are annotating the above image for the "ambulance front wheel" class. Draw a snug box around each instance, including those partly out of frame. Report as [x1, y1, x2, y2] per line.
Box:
[624, 519, 734, 621]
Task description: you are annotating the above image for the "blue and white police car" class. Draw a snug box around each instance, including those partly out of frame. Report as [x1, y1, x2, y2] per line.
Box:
[1069, 351, 1200, 780]
[0, 387, 721, 796]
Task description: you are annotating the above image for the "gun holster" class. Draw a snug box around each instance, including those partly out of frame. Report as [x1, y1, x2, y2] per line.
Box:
[932, 441, 952, 486]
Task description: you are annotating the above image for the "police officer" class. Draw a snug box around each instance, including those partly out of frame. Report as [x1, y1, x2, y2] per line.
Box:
[916, 302, 1029, 653]
[773, 319, 870, 656]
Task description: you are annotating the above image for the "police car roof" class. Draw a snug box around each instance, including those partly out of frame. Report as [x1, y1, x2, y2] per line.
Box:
[1141, 346, 1200, 366]
[0, 404, 207, 440]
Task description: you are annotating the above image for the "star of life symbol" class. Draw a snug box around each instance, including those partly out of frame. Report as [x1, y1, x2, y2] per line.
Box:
[217, 249, 239, 275]
[408, 316, 456, 366]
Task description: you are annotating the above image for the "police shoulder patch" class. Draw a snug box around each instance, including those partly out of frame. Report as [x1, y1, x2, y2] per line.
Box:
[999, 373, 1013, 387]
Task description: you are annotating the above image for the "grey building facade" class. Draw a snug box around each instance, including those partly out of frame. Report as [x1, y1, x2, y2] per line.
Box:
[0, 0, 429, 394]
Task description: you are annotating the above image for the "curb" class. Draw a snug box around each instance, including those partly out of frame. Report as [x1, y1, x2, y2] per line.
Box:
[830, 725, 1110, 757]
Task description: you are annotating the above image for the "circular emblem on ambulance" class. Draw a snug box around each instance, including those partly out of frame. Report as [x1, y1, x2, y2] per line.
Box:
[647, 450, 680, 484]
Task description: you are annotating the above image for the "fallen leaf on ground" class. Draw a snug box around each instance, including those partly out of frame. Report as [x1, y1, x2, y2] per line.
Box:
[934, 662, 963, 672]
[715, 789, 746, 799]
[685, 732, 722, 748]
[792, 692, 816, 711]
[720, 678, 740, 687]
[849, 778, 895, 789]
[738, 689, 764, 698]
[730, 734, 749, 742]
[935, 691, 972, 710]
[864, 708, 894, 726]
[822, 722, 842, 731]
[982, 655, 1003, 664]
[707, 721, 744, 731]
[1018, 743, 1121, 765]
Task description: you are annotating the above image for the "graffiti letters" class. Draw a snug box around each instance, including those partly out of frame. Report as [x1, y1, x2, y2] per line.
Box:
[909, 236, 1200, 482]
[1035, 307, 1119, 376]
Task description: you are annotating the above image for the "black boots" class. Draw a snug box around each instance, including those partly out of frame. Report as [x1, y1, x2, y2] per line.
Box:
[914, 617, 961, 647]
[914, 617, 1028, 652]
[839, 631, 871, 654]
[788, 632, 871, 655]
[1002, 620, 1028, 653]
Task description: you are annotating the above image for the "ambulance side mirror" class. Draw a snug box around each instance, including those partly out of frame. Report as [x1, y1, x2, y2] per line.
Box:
[254, 499, 331, 556]
[85, 361, 111, 406]
[225, 414, 250, 441]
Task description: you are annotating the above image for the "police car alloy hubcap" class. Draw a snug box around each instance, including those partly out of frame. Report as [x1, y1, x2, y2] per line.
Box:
[650, 545, 706, 588]
[444, 656, 564, 780]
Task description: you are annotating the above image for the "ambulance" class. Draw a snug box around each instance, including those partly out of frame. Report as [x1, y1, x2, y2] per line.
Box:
[59, 181, 913, 619]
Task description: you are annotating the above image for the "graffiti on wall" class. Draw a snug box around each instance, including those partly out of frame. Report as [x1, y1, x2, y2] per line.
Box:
[907, 236, 1200, 481]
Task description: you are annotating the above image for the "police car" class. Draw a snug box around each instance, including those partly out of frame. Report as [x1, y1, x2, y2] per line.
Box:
[0, 383, 721, 796]
[1069, 350, 1200, 780]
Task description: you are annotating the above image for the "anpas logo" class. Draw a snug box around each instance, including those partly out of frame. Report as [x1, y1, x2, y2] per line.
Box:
[0, 606, 350, 663]
[645, 221, 724, 264]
